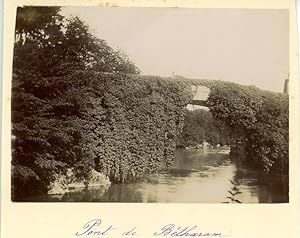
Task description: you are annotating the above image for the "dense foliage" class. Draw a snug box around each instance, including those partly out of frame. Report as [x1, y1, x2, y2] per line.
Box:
[204, 81, 288, 180]
[11, 7, 288, 199]
[11, 6, 140, 198]
[176, 78, 288, 183]
[76, 73, 192, 183]
[14, 7, 140, 77]
[176, 77, 288, 182]
[12, 70, 192, 197]
[177, 109, 230, 148]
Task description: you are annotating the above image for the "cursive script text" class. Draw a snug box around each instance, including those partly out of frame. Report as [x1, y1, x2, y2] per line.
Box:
[75, 219, 114, 236]
[153, 224, 223, 237]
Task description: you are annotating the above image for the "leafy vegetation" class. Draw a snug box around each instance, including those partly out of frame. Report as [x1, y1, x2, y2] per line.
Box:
[77, 73, 192, 183]
[11, 6, 140, 199]
[177, 78, 288, 184]
[12, 69, 192, 198]
[201, 81, 288, 181]
[177, 109, 230, 148]
[11, 7, 288, 200]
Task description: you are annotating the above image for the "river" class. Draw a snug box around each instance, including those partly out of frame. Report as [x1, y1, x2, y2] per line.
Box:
[27, 147, 288, 203]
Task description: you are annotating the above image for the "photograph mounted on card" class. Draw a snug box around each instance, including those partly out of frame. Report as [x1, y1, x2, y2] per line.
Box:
[2, 1, 299, 238]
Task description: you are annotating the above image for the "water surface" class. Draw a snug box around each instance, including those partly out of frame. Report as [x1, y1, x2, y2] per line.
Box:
[27, 148, 288, 203]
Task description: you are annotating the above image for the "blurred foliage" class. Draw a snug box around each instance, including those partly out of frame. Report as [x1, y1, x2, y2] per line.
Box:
[177, 109, 230, 147]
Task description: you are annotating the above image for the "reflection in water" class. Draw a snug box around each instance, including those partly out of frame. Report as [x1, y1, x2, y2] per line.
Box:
[29, 147, 288, 203]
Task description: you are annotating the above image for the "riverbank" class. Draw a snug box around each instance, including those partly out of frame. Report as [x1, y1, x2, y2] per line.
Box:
[17, 148, 288, 203]
[47, 169, 111, 195]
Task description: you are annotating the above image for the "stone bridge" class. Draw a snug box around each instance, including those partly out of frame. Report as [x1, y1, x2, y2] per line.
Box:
[190, 85, 210, 107]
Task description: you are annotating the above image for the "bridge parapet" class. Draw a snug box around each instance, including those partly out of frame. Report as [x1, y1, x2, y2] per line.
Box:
[190, 85, 210, 106]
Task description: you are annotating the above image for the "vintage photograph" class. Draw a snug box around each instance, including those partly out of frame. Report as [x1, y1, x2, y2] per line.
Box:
[11, 6, 289, 203]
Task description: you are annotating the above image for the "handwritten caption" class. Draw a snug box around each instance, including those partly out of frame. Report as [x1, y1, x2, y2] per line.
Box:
[75, 219, 229, 237]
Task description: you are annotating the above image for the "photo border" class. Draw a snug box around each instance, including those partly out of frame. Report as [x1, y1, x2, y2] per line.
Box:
[1, 1, 299, 238]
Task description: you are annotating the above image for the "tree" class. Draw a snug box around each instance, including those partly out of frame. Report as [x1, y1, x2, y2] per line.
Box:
[11, 6, 140, 199]
[15, 7, 62, 43]
[206, 81, 288, 179]
[177, 109, 230, 148]
[14, 7, 140, 77]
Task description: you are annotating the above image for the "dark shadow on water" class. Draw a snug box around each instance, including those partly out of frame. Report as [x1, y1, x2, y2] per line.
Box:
[19, 147, 288, 203]
[230, 154, 289, 203]
[99, 184, 144, 202]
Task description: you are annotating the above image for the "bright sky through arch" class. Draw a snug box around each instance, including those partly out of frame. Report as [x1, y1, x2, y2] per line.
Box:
[61, 7, 289, 93]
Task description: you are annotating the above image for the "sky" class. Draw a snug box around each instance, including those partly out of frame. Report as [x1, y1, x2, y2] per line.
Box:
[61, 7, 289, 93]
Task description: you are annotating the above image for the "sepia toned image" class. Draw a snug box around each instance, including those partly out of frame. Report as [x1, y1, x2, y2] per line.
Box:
[11, 6, 289, 203]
